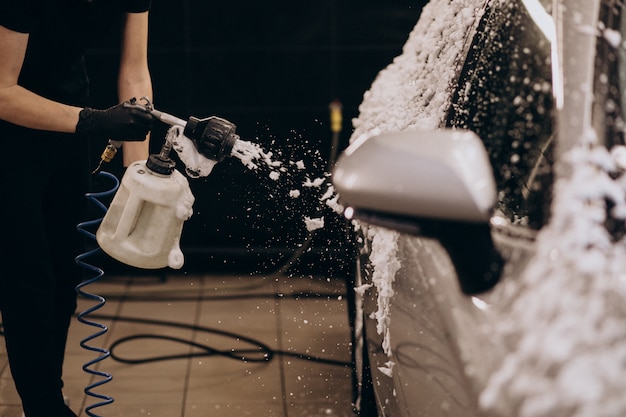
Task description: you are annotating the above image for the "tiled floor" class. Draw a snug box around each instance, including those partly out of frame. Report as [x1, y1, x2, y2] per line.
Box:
[0, 271, 355, 417]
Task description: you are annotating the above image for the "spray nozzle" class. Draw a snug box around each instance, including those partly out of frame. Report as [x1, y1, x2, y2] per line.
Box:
[135, 96, 239, 163]
[183, 116, 239, 162]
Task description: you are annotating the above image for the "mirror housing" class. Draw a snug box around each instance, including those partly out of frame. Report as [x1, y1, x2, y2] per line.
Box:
[333, 129, 503, 294]
[334, 129, 497, 222]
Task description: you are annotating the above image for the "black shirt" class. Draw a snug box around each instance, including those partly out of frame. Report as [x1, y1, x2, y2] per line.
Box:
[0, 0, 151, 106]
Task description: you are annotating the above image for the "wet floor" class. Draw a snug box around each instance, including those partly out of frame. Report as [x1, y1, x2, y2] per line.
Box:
[0, 271, 355, 417]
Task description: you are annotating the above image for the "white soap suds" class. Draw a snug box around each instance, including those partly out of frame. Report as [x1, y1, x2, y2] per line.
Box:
[479, 141, 626, 417]
[367, 227, 401, 360]
[304, 216, 324, 232]
[167, 126, 218, 178]
[231, 139, 283, 172]
[303, 177, 326, 188]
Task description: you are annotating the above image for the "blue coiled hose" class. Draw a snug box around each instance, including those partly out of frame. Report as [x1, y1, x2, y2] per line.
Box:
[74, 171, 119, 417]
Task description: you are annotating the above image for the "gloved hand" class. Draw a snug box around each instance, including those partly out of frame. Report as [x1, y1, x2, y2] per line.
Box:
[76, 100, 153, 141]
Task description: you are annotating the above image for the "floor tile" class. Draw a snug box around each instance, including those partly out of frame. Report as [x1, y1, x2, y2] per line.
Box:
[1, 272, 356, 417]
[0, 405, 22, 417]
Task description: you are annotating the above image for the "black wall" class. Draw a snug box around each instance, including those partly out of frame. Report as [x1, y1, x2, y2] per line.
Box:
[86, 1, 425, 271]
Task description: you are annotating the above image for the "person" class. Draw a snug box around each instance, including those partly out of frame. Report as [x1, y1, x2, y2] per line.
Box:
[0, 1, 155, 416]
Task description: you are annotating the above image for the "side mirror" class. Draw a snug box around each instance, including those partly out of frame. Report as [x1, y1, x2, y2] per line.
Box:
[332, 129, 504, 294]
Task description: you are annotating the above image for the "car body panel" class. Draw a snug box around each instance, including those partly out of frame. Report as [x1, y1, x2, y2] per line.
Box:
[359, 221, 537, 417]
[363, 235, 482, 417]
[555, 0, 600, 159]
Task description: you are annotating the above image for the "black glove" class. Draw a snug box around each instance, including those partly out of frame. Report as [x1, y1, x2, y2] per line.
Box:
[76, 101, 154, 141]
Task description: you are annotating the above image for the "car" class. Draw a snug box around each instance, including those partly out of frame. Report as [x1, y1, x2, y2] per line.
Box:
[332, 0, 626, 416]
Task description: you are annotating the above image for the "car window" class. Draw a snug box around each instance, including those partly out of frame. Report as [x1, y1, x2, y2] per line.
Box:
[596, 0, 625, 149]
[446, 0, 555, 230]
[595, 0, 626, 238]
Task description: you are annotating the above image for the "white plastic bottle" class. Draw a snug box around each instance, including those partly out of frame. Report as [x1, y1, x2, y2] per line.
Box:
[96, 155, 195, 269]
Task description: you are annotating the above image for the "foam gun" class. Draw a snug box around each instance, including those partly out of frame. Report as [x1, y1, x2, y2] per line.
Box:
[95, 97, 240, 270]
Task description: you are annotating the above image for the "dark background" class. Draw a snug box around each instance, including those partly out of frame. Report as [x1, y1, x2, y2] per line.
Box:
[86, 0, 426, 273]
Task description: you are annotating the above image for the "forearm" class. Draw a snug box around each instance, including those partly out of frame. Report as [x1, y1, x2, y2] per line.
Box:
[0, 24, 81, 133]
[118, 73, 152, 165]
[118, 10, 152, 166]
[0, 84, 81, 132]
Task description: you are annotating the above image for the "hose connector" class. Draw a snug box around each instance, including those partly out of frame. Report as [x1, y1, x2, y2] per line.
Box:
[92, 140, 122, 174]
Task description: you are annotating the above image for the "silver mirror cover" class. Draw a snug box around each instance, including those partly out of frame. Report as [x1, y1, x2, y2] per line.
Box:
[333, 129, 497, 223]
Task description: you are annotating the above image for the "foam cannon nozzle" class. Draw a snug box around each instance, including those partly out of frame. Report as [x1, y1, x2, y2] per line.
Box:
[183, 116, 239, 162]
